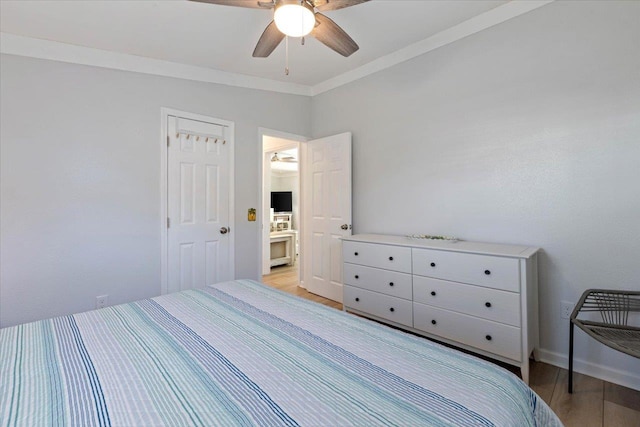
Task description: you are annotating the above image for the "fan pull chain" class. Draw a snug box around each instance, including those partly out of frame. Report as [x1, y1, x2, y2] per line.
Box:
[285, 36, 289, 75]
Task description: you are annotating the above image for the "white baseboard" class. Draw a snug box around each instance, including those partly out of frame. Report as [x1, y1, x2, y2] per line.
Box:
[537, 348, 640, 391]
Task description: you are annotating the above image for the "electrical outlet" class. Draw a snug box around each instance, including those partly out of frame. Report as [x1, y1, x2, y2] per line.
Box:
[96, 295, 109, 309]
[561, 301, 573, 319]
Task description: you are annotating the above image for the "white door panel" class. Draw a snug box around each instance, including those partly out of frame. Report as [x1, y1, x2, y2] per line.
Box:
[167, 115, 231, 293]
[303, 133, 352, 302]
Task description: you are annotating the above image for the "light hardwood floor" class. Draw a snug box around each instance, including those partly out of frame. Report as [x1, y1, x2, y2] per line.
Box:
[263, 264, 640, 427]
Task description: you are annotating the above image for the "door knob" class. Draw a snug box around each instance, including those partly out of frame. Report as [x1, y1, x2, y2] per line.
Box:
[340, 224, 349, 230]
[220, 227, 229, 234]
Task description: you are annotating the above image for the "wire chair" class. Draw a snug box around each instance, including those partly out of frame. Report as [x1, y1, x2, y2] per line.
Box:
[569, 289, 640, 393]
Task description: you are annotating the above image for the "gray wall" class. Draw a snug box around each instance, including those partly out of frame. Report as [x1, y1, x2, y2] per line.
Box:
[0, 54, 311, 327]
[312, 1, 640, 386]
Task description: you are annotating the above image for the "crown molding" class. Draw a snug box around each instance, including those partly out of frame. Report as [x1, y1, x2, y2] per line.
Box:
[0, 32, 313, 97]
[310, 0, 554, 96]
[0, 1, 553, 98]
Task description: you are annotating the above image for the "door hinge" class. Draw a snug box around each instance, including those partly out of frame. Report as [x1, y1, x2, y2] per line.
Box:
[167, 217, 171, 228]
[167, 135, 170, 147]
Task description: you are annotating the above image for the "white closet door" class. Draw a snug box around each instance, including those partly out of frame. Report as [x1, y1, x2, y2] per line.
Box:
[167, 116, 231, 293]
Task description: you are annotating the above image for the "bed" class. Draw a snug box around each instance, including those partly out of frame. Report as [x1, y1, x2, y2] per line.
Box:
[1, 279, 562, 426]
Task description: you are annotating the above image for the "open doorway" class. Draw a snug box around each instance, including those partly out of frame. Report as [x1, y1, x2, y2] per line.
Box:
[260, 132, 305, 287]
[259, 130, 351, 302]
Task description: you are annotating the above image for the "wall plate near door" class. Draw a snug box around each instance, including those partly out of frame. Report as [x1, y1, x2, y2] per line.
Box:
[561, 301, 574, 319]
[96, 295, 109, 309]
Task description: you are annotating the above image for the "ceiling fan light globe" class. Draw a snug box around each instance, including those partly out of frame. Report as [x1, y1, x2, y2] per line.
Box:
[274, 4, 315, 37]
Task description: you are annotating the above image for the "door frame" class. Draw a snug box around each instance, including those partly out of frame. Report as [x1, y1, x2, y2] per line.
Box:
[160, 108, 235, 295]
[258, 128, 308, 281]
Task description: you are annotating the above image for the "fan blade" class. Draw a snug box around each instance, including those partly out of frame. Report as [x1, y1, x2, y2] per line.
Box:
[189, 0, 274, 9]
[253, 20, 285, 57]
[311, 13, 359, 57]
[312, 0, 369, 12]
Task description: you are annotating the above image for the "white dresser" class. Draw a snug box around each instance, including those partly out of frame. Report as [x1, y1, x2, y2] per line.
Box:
[342, 233, 540, 383]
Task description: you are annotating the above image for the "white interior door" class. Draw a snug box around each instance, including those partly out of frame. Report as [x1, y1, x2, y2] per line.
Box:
[302, 132, 352, 302]
[167, 115, 232, 293]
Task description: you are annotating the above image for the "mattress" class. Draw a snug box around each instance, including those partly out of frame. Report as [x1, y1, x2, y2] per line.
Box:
[1, 279, 562, 426]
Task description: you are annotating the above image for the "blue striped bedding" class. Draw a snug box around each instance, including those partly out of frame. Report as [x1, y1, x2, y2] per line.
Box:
[1, 279, 562, 426]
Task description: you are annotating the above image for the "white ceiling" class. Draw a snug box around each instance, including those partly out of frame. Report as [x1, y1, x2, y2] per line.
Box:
[0, 0, 516, 88]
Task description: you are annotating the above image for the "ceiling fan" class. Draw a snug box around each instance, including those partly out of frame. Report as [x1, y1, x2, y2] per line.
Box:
[271, 152, 297, 163]
[190, 0, 370, 58]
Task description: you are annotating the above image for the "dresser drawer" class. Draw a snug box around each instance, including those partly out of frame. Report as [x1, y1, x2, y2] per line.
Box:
[344, 263, 412, 300]
[412, 248, 520, 292]
[343, 241, 412, 273]
[344, 285, 413, 327]
[413, 276, 520, 326]
[413, 302, 521, 361]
